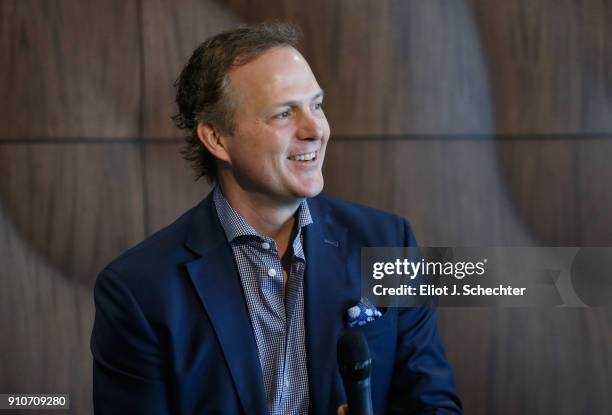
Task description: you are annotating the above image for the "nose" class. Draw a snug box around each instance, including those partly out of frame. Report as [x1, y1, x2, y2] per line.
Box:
[296, 110, 324, 140]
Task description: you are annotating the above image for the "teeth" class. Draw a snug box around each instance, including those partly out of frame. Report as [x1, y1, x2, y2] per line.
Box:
[289, 151, 316, 161]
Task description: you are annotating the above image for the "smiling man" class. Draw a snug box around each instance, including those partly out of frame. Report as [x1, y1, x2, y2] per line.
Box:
[91, 22, 462, 415]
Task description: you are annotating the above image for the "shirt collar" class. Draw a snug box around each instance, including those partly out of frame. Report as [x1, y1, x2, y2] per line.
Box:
[213, 185, 313, 244]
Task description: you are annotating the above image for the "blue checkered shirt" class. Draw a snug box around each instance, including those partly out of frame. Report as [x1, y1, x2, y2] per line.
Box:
[213, 187, 311, 415]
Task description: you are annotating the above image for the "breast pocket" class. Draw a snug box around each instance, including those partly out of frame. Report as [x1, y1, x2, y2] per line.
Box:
[353, 307, 397, 340]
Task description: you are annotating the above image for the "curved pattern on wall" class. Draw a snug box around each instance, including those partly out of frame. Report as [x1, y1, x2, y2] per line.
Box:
[1, 1, 611, 414]
[468, 0, 612, 245]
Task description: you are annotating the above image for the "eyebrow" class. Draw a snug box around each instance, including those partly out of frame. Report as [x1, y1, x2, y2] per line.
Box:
[274, 90, 325, 108]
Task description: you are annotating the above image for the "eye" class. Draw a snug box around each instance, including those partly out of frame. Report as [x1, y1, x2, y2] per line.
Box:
[274, 109, 292, 120]
[313, 101, 324, 111]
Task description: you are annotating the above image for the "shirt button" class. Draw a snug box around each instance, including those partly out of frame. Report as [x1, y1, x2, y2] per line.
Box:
[284, 379, 289, 388]
[268, 268, 277, 277]
[261, 241, 271, 250]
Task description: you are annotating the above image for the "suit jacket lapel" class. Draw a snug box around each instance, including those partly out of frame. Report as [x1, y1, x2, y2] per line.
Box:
[185, 196, 268, 414]
[304, 198, 353, 414]
[184, 194, 356, 414]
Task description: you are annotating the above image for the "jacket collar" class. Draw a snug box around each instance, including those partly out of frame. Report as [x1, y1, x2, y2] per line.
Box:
[185, 193, 268, 414]
[303, 196, 351, 414]
[184, 192, 351, 414]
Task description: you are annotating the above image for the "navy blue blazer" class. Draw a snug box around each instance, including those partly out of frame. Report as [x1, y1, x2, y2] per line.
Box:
[91, 192, 462, 414]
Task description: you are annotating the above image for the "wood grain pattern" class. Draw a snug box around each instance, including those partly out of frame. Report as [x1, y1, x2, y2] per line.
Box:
[0, 143, 146, 288]
[0, 209, 94, 414]
[324, 136, 612, 246]
[466, 0, 612, 244]
[0, 0, 141, 139]
[468, 0, 612, 134]
[1, 1, 611, 414]
[324, 138, 534, 246]
[143, 0, 612, 137]
[141, 0, 493, 137]
[496, 137, 612, 245]
[141, 0, 243, 138]
[438, 307, 612, 415]
[141, 142, 213, 233]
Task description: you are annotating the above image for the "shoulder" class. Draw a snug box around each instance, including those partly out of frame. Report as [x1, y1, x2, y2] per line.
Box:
[311, 193, 398, 219]
[100, 202, 201, 288]
[308, 193, 416, 246]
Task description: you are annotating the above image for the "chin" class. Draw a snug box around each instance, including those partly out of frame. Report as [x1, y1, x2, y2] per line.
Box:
[283, 171, 325, 200]
[295, 180, 324, 199]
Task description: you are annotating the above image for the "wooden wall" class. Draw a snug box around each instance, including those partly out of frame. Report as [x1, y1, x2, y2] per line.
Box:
[1, 0, 611, 413]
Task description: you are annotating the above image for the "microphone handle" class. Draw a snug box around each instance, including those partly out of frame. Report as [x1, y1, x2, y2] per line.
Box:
[344, 377, 373, 415]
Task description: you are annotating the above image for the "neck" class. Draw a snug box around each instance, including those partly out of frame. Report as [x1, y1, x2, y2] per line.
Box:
[217, 177, 301, 245]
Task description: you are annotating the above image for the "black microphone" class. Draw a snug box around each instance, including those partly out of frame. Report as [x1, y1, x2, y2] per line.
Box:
[337, 329, 374, 415]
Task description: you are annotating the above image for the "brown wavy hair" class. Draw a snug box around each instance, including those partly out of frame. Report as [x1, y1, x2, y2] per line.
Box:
[172, 22, 302, 182]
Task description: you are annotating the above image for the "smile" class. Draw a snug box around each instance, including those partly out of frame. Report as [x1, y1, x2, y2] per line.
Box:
[288, 151, 317, 161]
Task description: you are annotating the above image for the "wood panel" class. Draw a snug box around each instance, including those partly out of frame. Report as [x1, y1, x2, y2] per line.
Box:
[325, 137, 612, 246]
[323, 138, 533, 246]
[468, 0, 612, 134]
[0, 143, 146, 289]
[438, 308, 612, 415]
[141, 142, 213, 233]
[467, 0, 612, 244]
[141, 0, 243, 138]
[0, 0, 141, 139]
[0, 2, 610, 415]
[0, 209, 94, 414]
[142, 0, 493, 137]
[496, 137, 612, 245]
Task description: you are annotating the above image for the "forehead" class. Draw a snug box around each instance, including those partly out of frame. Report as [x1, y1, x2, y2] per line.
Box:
[227, 46, 320, 104]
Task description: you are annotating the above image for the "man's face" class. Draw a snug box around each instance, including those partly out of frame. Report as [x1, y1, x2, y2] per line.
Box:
[220, 46, 330, 204]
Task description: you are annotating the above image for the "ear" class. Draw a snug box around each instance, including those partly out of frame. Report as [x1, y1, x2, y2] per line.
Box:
[196, 122, 231, 164]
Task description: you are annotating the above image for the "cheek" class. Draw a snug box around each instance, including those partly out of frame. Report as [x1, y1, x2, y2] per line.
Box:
[319, 112, 331, 133]
[257, 129, 290, 159]
[320, 130, 331, 155]
[232, 134, 284, 172]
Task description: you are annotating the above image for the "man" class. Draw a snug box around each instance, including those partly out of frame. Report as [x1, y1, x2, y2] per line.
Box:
[91, 22, 462, 414]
